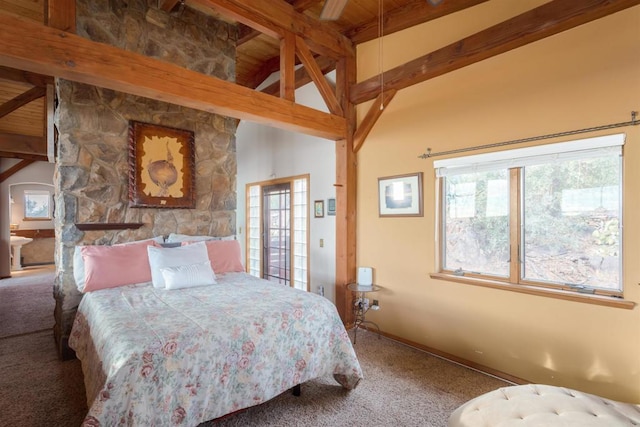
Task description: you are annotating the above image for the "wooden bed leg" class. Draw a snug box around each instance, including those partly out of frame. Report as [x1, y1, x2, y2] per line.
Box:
[292, 384, 301, 397]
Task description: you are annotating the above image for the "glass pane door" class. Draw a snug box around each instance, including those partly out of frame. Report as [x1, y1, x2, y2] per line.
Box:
[262, 183, 291, 285]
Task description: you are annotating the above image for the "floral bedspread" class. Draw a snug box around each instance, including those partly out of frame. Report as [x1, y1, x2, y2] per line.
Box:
[69, 273, 362, 426]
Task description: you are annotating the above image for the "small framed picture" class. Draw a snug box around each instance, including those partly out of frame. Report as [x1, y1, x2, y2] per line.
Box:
[378, 172, 423, 217]
[327, 198, 336, 216]
[314, 200, 324, 218]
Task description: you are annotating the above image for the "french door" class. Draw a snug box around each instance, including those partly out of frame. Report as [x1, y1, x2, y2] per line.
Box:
[262, 183, 291, 284]
[246, 175, 309, 290]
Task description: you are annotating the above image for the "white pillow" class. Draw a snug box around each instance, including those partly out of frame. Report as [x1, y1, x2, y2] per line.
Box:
[147, 241, 209, 289]
[161, 261, 217, 290]
[166, 233, 216, 243]
[73, 236, 164, 292]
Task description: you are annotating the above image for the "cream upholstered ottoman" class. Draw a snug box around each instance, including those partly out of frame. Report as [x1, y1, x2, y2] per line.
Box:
[449, 384, 640, 426]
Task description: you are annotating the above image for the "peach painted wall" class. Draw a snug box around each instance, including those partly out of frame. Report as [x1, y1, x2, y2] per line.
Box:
[355, 1, 640, 402]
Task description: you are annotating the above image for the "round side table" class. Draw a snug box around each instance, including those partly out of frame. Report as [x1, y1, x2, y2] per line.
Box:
[347, 283, 381, 344]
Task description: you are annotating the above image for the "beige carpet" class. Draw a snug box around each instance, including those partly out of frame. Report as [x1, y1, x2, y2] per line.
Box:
[0, 269, 509, 426]
[203, 330, 509, 426]
[0, 267, 55, 338]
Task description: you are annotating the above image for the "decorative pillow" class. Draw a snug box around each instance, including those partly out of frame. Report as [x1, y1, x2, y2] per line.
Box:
[166, 233, 217, 243]
[202, 240, 245, 273]
[161, 261, 217, 290]
[81, 239, 158, 292]
[147, 241, 210, 289]
[74, 237, 164, 292]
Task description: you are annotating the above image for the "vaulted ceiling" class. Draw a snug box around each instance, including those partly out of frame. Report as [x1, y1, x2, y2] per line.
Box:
[1, 0, 638, 161]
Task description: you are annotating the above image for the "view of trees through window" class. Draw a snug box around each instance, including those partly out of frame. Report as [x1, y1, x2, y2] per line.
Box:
[24, 191, 51, 220]
[443, 153, 621, 292]
[522, 157, 620, 290]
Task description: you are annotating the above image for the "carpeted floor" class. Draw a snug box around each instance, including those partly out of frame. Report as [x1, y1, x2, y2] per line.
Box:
[0, 267, 509, 426]
[0, 266, 55, 338]
[203, 330, 509, 427]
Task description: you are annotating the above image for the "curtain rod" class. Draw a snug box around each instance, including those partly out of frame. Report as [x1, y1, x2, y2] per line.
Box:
[418, 111, 638, 159]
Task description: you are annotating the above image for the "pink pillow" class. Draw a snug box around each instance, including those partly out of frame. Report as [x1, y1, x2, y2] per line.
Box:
[82, 240, 158, 292]
[202, 240, 245, 273]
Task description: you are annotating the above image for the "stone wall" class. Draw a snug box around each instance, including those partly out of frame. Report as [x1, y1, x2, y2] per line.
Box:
[53, 0, 237, 358]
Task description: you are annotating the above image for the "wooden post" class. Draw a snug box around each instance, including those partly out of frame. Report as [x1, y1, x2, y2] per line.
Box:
[334, 54, 357, 325]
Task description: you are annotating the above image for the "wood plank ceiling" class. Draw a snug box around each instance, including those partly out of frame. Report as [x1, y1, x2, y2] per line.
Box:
[1, 0, 639, 159]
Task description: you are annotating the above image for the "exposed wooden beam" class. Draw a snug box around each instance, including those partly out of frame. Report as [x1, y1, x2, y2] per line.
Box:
[244, 55, 282, 89]
[191, 0, 354, 58]
[351, 0, 640, 104]
[295, 36, 343, 116]
[237, 0, 320, 46]
[353, 89, 397, 153]
[0, 151, 48, 161]
[0, 86, 46, 119]
[346, 0, 489, 45]
[334, 54, 357, 325]
[320, 0, 348, 21]
[0, 159, 34, 183]
[46, 84, 55, 162]
[44, 0, 76, 32]
[280, 32, 296, 101]
[0, 13, 347, 140]
[261, 56, 335, 97]
[160, 0, 181, 12]
[0, 132, 47, 156]
[0, 66, 53, 87]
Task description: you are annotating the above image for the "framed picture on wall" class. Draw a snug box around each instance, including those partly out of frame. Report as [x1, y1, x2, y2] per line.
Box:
[378, 172, 423, 217]
[314, 200, 324, 218]
[128, 121, 195, 209]
[327, 198, 336, 216]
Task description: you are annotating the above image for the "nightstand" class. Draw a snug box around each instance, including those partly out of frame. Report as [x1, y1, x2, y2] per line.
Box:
[347, 283, 381, 344]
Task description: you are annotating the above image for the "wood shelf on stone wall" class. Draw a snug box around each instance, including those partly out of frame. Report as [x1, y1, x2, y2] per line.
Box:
[74, 223, 144, 231]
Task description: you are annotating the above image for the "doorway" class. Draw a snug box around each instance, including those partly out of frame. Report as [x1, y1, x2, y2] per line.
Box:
[246, 175, 309, 291]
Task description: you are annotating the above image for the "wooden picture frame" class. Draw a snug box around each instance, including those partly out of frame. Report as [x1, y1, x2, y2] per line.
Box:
[327, 198, 336, 216]
[128, 121, 195, 209]
[378, 172, 423, 217]
[314, 200, 324, 218]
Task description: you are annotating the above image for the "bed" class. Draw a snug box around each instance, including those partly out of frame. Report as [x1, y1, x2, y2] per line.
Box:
[69, 240, 362, 426]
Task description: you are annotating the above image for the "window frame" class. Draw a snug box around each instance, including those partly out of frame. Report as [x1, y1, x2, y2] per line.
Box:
[431, 135, 633, 310]
[23, 190, 52, 221]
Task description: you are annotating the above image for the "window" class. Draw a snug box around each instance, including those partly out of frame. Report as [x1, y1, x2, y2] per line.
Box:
[24, 190, 52, 220]
[434, 134, 624, 298]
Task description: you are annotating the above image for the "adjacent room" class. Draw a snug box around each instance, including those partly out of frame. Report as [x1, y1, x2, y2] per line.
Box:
[0, 0, 638, 425]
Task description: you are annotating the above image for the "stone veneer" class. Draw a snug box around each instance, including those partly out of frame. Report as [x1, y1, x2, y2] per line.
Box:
[53, 0, 237, 359]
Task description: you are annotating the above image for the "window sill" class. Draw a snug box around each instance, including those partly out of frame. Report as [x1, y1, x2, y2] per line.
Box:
[430, 273, 635, 310]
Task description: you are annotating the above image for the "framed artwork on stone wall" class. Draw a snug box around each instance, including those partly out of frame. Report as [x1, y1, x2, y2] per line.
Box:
[128, 121, 195, 209]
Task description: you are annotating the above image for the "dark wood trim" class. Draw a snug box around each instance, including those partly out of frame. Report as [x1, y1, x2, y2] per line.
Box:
[0, 66, 53, 87]
[0, 151, 48, 161]
[11, 229, 55, 238]
[75, 223, 145, 231]
[0, 132, 47, 158]
[369, 328, 528, 386]
[0, 159, 34, 183]
[0, 86, 46, 119]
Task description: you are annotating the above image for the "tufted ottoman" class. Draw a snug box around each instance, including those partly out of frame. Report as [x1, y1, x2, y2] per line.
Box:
[449, 384, 640, 426]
